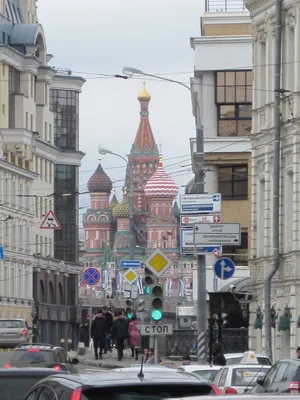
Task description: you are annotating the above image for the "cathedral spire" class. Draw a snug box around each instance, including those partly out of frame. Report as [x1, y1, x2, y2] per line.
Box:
[130, 85, 159, 156]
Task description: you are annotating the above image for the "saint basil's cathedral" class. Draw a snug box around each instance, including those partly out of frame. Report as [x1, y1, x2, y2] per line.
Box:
[81, 87, 192, 297]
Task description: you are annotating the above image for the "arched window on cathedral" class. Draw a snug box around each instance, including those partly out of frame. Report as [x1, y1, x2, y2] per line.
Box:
[163, 240, 167, 248]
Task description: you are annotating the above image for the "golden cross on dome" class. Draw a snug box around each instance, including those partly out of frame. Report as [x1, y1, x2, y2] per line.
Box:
[97, 146, 102, 164]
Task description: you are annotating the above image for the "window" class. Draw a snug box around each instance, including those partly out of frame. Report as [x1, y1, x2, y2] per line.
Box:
[218, 165, 248, 200]
[8, 66, 20, 128]
[216, 70, 252, 137]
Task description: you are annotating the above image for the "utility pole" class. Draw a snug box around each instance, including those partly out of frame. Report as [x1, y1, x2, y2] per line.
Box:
[129, 161, 135, 260]
[194, 125, 207, 364]
[264, 0, 282, 361]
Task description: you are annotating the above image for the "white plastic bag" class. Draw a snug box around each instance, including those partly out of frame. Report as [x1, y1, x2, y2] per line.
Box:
[89, 338, 94, 353]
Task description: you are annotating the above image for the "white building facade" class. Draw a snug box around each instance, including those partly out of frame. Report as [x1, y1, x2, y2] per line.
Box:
[246, 0, 300, 359]
[0, 0, 84, 332]
[189, 3, 252, 289]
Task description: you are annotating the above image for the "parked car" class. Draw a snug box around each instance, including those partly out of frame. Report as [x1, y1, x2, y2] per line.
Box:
[225, 353, 272, 366]
[250, 359, 300, 394]
[5, 343, 78, 373]
[178, 365, 221, 381]
[0, 318, 30, 348]
[23, 369, 221, 399]
[213, 364, 271, 394]
[0, 367, 68, 400]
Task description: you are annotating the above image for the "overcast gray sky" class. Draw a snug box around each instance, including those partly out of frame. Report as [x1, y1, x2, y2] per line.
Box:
[37, 0, 205, 217]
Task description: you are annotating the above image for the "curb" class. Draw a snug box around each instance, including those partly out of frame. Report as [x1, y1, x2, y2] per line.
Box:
[0, 349, 12, 352]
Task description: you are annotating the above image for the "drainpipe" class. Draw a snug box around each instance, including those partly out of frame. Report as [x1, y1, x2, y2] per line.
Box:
[264, 0, 282, 362]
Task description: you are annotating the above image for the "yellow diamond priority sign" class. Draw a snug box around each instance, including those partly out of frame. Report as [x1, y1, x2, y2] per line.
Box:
[144, 249, 172, 277]
[123, 268, 138, 284]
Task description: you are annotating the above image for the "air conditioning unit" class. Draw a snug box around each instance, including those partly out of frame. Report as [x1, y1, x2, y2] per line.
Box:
[179, 316, 192, 328]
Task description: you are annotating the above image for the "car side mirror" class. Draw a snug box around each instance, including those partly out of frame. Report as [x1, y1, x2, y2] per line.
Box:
[257, 377, 264, 385]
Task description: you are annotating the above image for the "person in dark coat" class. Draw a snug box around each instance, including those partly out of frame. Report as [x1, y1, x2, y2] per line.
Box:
[91, 309, 107, 360]
[213, 342, 226, 366]
[103, 307, 113, 354]
[112, 311, 128, 361]
[79, 322, 89, 348]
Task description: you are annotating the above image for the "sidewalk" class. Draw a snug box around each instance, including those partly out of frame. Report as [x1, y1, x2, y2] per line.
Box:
[77, 348, 176, 369]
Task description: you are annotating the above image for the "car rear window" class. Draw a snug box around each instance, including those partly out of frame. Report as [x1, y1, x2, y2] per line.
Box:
[82, 384, 215, 400]
[0, 376, 49, 400]
[11, 349, 54, 366]
[0, 320, 23, 328]
[232, 367, 270, 387]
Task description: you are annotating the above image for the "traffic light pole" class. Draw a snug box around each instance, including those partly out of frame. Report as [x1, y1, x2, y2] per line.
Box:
[154, 333, 159, 364]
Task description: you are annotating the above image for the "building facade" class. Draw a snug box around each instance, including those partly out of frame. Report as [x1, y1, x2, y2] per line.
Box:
[82, 87, 193, 299]
[189, 0, 252, 272]
[0, 0, 83, 343]
[246, 0, 300, 359]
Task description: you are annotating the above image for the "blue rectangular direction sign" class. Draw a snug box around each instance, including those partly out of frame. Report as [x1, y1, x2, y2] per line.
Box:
[180, 228, 221, 255]
[180, 194, 221, 214]
[0, 246, 3, 260]
[121, 260, 141, 269]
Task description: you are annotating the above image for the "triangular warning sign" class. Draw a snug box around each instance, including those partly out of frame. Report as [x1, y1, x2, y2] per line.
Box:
[40, 210, 61, 230]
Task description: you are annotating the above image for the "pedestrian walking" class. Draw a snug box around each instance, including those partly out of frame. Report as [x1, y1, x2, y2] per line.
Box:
[145, 348, 161, 364]
[212, 342, 226, 366]
[103, 307, 113, 354]
[79, 322, 89, 348]
[182, 354, 191, 365]
[128, 316, 141, 361]
[91, 309, 107, 360]
[112, 311, 128, 361]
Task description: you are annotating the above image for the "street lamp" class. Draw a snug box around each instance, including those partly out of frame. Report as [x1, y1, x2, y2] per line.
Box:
[98, 146, 135, 260]
[121, 67, 207, 364]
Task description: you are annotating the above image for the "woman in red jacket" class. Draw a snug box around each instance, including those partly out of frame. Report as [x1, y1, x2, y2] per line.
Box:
[128, 316, 141, 361]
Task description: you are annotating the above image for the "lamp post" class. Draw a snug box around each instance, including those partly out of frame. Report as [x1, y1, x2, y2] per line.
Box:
[98, 147, 135, 260]
[121, 67, 206, 363]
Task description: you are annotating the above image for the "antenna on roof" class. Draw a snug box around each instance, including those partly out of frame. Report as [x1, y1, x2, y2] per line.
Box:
[137, 356, 145, 379]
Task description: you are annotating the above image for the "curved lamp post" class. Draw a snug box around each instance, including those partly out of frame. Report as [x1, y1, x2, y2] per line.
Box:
[98, 146, 135, 260]
[120, 67, 207, 364]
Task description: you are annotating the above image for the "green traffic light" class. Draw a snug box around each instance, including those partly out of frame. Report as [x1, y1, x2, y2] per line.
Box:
[151, 309, 163, 321]
[127, 313, 133, 319]
[145, 286, 150, 295]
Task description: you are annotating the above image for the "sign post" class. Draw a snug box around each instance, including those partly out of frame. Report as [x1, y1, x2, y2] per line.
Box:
[83, 267, 100, 345]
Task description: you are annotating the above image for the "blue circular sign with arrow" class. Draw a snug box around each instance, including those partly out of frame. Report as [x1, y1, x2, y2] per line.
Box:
[214, 257, 235, 280]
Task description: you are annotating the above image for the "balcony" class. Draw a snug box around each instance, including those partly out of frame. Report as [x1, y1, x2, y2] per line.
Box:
[205, 0, 246, 12]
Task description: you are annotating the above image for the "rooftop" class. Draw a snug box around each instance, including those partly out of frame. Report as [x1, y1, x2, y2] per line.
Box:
[205, 0, 247, 12]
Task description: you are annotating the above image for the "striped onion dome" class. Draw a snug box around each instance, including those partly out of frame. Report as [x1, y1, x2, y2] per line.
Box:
[112, 188, 130, 218]
[144, 155, 178, 198]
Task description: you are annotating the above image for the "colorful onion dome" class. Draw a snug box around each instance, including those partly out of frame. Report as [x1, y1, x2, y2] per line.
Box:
[138, 85, 151, 102]
[144, 155, 178, 198]
[109, 190, 119, 209]
[112, 187, 130, 218]
[87, 157, 113, 193]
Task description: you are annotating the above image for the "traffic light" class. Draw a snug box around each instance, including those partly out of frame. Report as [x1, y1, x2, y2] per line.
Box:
[150, 283, 164, 321]
[126, 299, 133, 319]
[144, 267, 154, 295]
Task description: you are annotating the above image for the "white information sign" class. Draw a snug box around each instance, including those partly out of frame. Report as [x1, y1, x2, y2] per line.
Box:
[194, 223, 241, 246]
[140, 324, 173, 336]
[180, 214, 221, 226]
[180, 194, 221, 214]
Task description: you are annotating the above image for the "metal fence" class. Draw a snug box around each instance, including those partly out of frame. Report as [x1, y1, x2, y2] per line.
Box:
[205, 0, 247, 12]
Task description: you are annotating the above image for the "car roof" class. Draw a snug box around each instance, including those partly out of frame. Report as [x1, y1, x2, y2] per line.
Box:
[113, 367, 178, 372]
[224, 353, 269, 358]
[178, 365, 221, 371]
[224, 364, 271, 369]
[44, 371, 211, 387]
[0, 367, 68, 376]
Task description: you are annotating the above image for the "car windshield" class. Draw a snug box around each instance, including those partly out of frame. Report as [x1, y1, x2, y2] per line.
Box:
[0, 320, 23, 328]
[10, 349, 54, 366]
[232, 367, 269, 387]
[82, 384, 214, 400]
[226, 356, 271, 366]
[191, 370, 219, 381]
[0, 376, 47, 400]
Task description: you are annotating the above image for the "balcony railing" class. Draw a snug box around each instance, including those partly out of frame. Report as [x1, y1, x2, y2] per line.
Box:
[205, 0, 247, 12]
